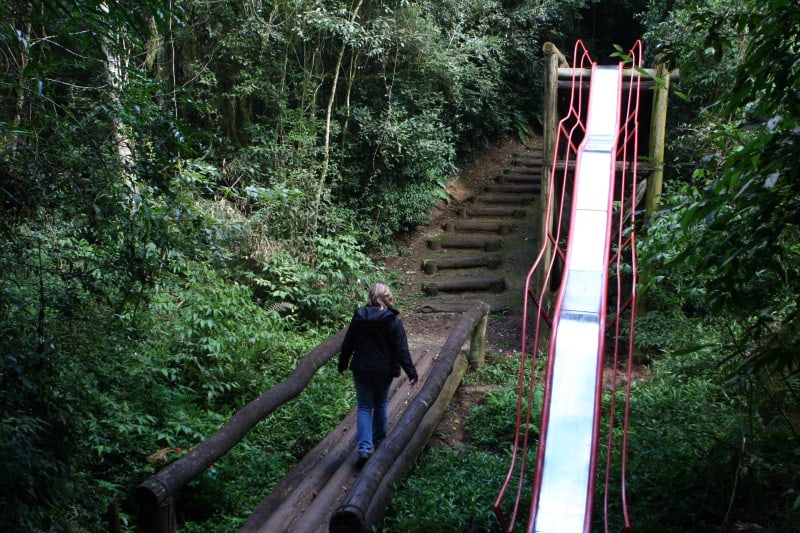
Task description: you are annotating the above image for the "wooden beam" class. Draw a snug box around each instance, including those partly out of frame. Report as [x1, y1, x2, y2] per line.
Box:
[423, 277, 506, 295]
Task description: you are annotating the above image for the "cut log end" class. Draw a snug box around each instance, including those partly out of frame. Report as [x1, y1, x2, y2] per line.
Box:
[329, 504, 365, 533]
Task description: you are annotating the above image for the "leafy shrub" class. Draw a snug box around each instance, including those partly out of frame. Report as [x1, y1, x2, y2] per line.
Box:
[466, 385, 542, 452]
[383, 447, 508, 532]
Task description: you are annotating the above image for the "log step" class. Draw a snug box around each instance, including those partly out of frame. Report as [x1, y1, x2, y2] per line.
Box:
[427, 235, 502, 252]
[474, 193, 536, 205]
[502, 168, 542, 178]
[422, 253, 502, 274]
[418, 301, 509, 313]
[458, 206, 527, 218]
[422, 276, 506, 295]
[512, 153, 544, 165]
[497, 172, 542, 184]
[485, 183, 540, 194]
[442, 220, 512, 235]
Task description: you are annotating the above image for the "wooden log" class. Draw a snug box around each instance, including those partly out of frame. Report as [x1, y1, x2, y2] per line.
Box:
[422, 253, 502, 274]
[474, 193, 536, 205]
[137, 329, 347, 532]
[511, 152, 544, 165]
[502, 165, 542, 176]
[457, 206, 527, 218]
[644, 59, 670, 226]
[239, 408, 358, 531]
[558, 79, 661, 90]
[553, 159, 653, 174]
[556, 66, 665, 79]
[363, 354, 469, 529]
[485, 183, 540, 194]
[427, 236, 502, 252]
[418, 301, 508, 314]
[502, 167, 542, 176]
[423, 277, 506, 295]
[497, 173, 542, 186]
[330, 303, 490, 533]
[442, 220, 512, 235]
[540, 43, 560, 295]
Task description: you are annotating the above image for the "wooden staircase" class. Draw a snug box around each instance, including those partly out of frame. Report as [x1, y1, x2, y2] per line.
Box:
[417, 143, 543, 314]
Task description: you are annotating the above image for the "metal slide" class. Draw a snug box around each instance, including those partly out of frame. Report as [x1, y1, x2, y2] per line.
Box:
[533, 63, 622, 532]
[495, 41, 642, 532]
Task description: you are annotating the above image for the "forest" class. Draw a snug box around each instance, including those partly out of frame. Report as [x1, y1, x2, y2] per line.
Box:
[1, 0, 798, 531]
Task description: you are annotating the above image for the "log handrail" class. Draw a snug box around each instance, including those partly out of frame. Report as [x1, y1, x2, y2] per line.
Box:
[136, 328, 348, 531]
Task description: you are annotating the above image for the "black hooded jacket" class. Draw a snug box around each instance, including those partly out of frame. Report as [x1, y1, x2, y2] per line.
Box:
[338, 305, 418, 381]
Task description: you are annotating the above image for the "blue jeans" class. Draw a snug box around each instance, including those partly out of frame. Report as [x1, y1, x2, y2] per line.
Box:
[353, 373, 392, 454]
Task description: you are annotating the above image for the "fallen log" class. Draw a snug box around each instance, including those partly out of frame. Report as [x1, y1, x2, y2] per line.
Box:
[422, 276, 506, 295]
[422, 253, 502, 274]
[329, 303, 490, 533]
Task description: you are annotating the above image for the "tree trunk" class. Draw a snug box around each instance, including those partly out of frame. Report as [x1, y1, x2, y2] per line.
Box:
[99, 2, 137, 197]
[315, 0, 364, 223]
[11, 5, 32, 155]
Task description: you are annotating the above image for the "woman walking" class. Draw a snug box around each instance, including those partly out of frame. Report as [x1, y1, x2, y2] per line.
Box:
[338, 283, 418, 467]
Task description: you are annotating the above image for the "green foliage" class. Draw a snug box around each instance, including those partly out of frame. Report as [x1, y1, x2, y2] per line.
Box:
[250, 233, 382, 326]
[382, 447, 508, 532]
[643, 0, 800, 375]
[463, 351, 524, 387]
[609, 352, 800, 530]
[466, 385, 542, 451]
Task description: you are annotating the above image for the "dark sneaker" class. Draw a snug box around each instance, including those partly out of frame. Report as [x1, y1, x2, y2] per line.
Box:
[355, 451, 371, 468]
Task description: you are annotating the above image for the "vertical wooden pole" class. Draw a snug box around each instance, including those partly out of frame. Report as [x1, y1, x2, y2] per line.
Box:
[540, 42, 562, 293]
[468, 312, 488, 368]
[638, 60, 671, 317]
[644, 60, 669, 226]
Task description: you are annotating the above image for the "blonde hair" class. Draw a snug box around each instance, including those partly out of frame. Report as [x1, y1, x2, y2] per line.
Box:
[367, 282, 395, 310]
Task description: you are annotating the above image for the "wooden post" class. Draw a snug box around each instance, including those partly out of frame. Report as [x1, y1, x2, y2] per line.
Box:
[468, 311, 489, 368]
[540, 42, 566, 294]
[638, 60, 671, 317]
[644, 60, 670, 226]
